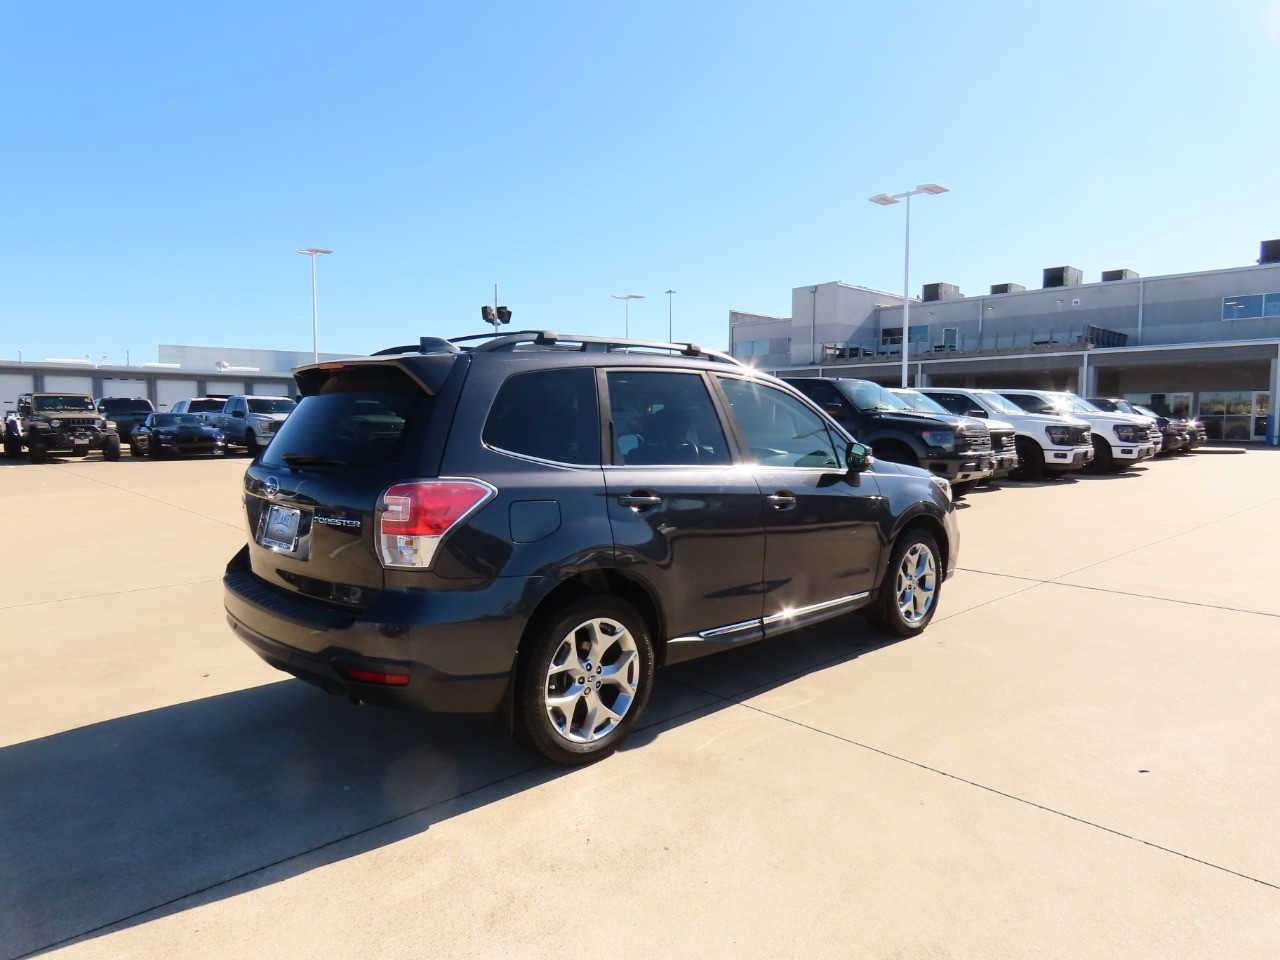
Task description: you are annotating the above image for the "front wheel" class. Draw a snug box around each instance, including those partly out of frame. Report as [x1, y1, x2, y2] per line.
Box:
[103, 436, 121, 461]
[3, 437, 21, 459]
[1087, 435, 1114, 473]
[245, 430, 259, 457]
[1009, 437, 1045, 481]
[516, 596, 655, 766]
[28, 441, 48, 464]
[866, 529, 943, 638]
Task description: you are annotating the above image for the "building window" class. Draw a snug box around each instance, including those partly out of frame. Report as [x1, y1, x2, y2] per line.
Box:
[732, 339, 772, 358]
[1221, 293, 1280, 320]
[880, 325, 929, 346]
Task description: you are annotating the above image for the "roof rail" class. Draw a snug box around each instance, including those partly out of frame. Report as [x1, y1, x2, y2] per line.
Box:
[448, 330, 743, 365]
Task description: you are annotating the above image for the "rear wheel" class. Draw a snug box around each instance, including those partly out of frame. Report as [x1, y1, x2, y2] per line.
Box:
[516, 596, 655, 766]
[866, 529, 943, 638]
[1009, 437, 1044, 481]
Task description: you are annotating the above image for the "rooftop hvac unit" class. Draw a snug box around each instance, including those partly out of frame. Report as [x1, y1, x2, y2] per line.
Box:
[1101, 269, 1138, 281]
[922, 282, 962, 302]
[1259, 239, 1280, 264]
[1043, 266, 1083, 288]
[989, 282, 1026, 295]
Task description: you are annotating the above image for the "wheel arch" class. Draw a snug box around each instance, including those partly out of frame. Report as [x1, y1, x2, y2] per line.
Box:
[501, 567, 664, 729]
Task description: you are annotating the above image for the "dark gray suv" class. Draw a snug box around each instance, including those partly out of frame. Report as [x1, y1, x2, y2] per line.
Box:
[224, 331, 959, 764]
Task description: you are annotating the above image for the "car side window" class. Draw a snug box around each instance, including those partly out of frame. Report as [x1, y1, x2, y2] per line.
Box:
[929, 392, 967, 416]
[483, 368, 600, 465]
[605, 371, 730, 466]
[717, 376, 844, 469]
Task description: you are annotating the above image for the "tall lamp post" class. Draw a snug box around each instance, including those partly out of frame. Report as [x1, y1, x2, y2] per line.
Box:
[296, 247, 333, 362]
[611, 293, 644, 338]
[664, 289, 675, 342]
[868, 184, 948, 387]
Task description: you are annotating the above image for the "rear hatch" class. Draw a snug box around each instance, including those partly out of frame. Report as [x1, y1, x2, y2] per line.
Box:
[240, 356, 460, 611]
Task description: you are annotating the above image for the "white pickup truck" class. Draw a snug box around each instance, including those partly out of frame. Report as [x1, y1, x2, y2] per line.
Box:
[208, 395, 297, 455]
[920, 387, 1094, 481]
[995, 390, 1158, 472]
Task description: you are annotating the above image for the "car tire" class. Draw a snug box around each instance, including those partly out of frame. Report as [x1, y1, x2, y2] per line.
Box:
[866, 528, 943, 638]
[1088, 435, 1114, 473]
[245, 430, 259, 457]
[1009, 437, 1044, 481]
[149, 441, 162, 459]
[516, 595, 655, 766]
[28, 441, 48, 464]
[129, 442, 140, 457]
[3, 436, 20, 459]
[103, 436, 121, 462]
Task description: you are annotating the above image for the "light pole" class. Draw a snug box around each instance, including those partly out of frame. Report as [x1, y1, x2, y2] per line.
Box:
[611, 294, 644, 339]
[869, 184, 948, 387]
[664, 289, 675, 342]
[296, 248, 333, 362]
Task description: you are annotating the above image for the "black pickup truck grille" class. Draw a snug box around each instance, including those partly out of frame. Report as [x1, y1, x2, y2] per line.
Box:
[960, 432, 992, 453]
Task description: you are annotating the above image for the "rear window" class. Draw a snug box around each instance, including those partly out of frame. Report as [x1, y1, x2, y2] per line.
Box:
[484, 368, 599, 465]
[260, 366, 423, 468]
[188, 399, 226, 413]
[100, 398, 154, 414]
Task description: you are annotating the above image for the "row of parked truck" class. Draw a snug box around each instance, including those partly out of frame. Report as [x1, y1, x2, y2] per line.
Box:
[1, 392, 297, 462]
[781, 377, 1207, 494]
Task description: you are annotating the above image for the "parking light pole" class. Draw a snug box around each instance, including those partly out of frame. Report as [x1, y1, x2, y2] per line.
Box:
[664, 289, 675, 342]
[868, 184, 948, 388]
[296, 248, 333, 362]
[612, 293, 644, 339]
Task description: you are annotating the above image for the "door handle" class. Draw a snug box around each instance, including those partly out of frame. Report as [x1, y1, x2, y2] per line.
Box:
[766, 492, 797, 509]
[618, 494, 663, 509]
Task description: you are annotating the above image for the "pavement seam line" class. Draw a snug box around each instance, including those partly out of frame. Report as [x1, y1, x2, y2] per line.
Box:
[0, 578, 224, 611]
[664, 677, 1280, 892]
[47, 465, 243, 530]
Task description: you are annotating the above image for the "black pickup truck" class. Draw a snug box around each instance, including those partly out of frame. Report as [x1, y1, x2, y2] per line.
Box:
[784, 377, 996, 495]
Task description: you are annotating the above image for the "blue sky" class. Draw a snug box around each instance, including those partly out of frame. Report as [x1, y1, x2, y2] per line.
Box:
[2, 0, 1276, 364]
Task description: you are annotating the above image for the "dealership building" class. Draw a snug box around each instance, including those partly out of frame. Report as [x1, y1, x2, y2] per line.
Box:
[0, 344, 349, 414]
[731, 241, 1280, 444]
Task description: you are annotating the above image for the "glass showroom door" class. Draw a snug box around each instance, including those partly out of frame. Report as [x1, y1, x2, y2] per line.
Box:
[1252, 391, 1271, 441]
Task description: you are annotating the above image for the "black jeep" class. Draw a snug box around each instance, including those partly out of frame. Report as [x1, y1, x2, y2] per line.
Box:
[225, 332, 959, 764]
[3, 393, 121, 463]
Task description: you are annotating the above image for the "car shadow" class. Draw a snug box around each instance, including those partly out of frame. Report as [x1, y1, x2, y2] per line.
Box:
[0, 616, 894, 960]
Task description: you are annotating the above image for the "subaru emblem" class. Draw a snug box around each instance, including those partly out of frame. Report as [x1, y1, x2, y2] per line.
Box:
[262, 477, 279, 499]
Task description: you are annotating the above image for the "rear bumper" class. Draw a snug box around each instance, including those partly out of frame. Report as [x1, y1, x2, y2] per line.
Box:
[223, 546, 539, 714]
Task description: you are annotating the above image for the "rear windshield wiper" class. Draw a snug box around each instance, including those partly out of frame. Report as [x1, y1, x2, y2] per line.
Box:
[282, 453, 350, 467]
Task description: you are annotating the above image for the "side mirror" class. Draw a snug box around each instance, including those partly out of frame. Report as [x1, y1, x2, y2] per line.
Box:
[846, 440, 872, 474]
[232, 409, 245, 418]
[968, 408, 986, 418]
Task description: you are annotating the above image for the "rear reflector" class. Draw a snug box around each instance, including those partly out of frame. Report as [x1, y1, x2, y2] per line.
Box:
[343, 667, 411, 686]
[377, 478, 496, 569]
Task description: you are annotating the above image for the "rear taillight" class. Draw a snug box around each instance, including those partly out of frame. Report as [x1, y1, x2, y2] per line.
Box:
[377, 479, 495, 569]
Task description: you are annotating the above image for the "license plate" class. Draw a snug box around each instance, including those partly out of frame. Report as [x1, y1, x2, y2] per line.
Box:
[260, 503, 302, 551]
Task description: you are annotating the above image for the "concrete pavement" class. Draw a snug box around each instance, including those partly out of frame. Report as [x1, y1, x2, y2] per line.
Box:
[1, 450, 1276, 959]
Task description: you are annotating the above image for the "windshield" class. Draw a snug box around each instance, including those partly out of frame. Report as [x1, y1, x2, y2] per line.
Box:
[100, 398, 153, 414]
[153, 414, 204, 427]
[247, 398, 296, 414]
[974, 392, 1023, 415]
[1053, 393, 1100, 414]
[1134, 404, 1161, 419]
[1004, 393, 1074, 416]
[890, 389, 951, 415]
[836, 380, 912, 412]
[33, 395, 95, 413]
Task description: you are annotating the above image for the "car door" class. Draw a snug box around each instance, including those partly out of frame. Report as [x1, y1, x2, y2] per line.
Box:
[602, 369, 766, 659]
[713, 374, 887, 633]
